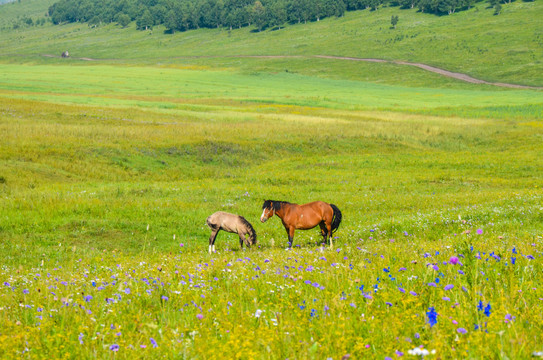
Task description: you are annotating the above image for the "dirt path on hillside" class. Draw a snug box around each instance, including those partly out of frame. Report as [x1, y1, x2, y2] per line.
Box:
[315, 55, 542, 89]
[39, 53, 542, 89]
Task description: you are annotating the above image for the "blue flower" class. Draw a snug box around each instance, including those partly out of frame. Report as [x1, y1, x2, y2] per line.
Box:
[426, 307, 438, 327]
[484, 302, 491, 317]
[477, 300, 484, 311]
[150, 338, 158, 348]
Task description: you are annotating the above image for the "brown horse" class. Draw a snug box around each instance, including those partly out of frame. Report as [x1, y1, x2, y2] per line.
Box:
[260, 200, 342, 248]
[206, 211, 257, 254]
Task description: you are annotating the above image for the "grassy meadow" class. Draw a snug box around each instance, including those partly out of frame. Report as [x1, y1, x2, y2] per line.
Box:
[1, 0, 543, 358]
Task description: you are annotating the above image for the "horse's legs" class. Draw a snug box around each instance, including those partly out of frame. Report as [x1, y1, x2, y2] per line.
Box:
[327, 222, 333, 249]
[319, 222, 328, 246]
[285, 227, 295, 248]
[209, 228, 220, 254]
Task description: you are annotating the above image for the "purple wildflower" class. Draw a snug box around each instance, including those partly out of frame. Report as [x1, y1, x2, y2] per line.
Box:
[410, 291, 418, 296]
[110, 344, 119, 351]
[196, 314, 203, 320]
[449, 257, 459, 265]
[150, 338, 158, 348]
[444, 284, 454, 291]
[476, 229, 483, 235]
[457, 328, 467, 334]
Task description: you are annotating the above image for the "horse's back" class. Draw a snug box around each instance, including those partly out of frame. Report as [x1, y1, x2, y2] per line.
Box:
[206, 211, 241, 232]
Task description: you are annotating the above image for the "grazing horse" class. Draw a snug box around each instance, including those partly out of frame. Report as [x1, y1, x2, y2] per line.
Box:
[260, 200, 342, 248]
[206, 211, 257, 254]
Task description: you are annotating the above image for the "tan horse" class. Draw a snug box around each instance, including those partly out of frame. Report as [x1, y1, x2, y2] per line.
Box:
[206, 211, 257, 253]
[260, 200, 342, 248]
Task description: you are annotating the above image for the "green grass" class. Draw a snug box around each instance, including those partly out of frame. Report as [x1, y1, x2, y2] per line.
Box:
[1, 0, 542, 86]
[1, 1, 543, 358]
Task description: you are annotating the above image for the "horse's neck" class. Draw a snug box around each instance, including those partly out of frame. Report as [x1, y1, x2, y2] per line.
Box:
[275, 203, 291, 219]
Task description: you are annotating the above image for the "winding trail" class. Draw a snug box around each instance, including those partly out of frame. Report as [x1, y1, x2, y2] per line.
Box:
[40, 53, 542, 89]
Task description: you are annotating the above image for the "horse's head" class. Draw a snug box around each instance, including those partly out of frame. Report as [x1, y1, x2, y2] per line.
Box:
[260, 200, 275, 223]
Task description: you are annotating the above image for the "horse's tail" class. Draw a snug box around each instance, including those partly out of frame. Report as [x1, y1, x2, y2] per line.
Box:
[206, 215, 215, 229]
[239, 216, 257, 245]
[330, 204, 342, 235]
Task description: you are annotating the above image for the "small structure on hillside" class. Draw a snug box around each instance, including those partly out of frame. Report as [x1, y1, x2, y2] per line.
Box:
[61, 51, 69, 58]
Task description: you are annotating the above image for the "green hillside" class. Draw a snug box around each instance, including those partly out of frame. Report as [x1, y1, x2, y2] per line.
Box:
[1, 0, 542, 86]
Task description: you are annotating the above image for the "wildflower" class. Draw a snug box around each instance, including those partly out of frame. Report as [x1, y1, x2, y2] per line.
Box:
[254, 309, 263, 318]
[511, 257, 516, 265]
[79, 333, 84, 344]
[383, 267, 390, 273]
[161, 296, 169, 301]
[527, 255, 535, 260]
[449, 257, 459, 265]
[395, 350, 404, 356]
[408, 348, 435, 356]
[426, 307, 438, 327]
[458, 270, 465, 275]
[457, 328, 467, 334]
[398, 287, 406, 293]
[196, 314, 203, 320]
[150, 338, 158, 348]
[477, 300, 484, 311]
[444, 284, 454, 291]
[442, 297, 450, 301]
[476, 229, 483, 235]
[23, 289, 29, 294]
[84, 295, 92, 302]
[110, 344, 119, 351]
[386, 302, 393, 307]
[124, 288, 131, 294]
[427, 282, 437, 287]
[484, 303, 491, 317]
[410, 291, 418, 296]
[505, 314, 515, 322]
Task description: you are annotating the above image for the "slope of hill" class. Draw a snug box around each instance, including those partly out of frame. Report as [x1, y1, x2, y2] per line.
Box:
[0, 0, 542, 87]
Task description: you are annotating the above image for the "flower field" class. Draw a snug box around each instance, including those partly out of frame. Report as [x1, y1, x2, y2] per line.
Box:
[1, 61, 542, 358]
[1, 229, 541, 359]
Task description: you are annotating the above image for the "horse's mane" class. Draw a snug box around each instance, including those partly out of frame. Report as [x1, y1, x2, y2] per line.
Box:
[239, 216, 257, 244]
[262, 200, 290, 211]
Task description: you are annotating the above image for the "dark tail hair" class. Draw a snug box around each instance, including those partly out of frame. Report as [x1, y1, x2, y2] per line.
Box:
[330, 204, 342, 235]
[239, 216, 257, 245]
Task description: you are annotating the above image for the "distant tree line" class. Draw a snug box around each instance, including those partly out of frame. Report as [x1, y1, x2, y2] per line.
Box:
[46, 0, 530, 32]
